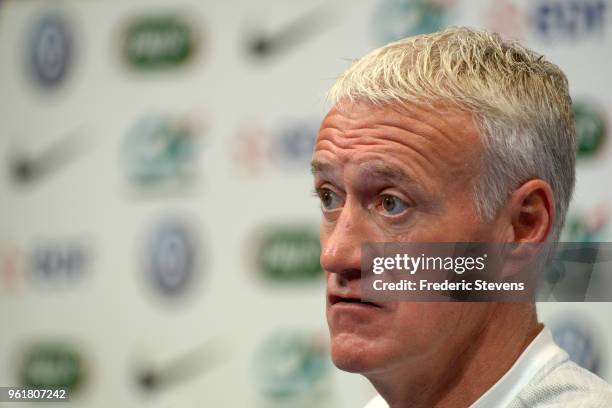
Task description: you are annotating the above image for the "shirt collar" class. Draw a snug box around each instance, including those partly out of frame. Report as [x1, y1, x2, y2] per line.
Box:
[470, 326, 567, 407]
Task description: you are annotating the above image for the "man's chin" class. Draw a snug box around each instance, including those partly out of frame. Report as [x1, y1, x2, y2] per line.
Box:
[330, 333, 386, 374]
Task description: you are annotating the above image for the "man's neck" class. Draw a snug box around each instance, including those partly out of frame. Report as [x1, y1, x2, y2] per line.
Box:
[366, 303, 543, 408]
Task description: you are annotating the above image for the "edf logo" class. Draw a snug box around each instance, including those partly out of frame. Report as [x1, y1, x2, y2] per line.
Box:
[531, 0, 608, 39]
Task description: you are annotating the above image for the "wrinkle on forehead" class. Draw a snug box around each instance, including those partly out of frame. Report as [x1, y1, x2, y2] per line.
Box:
[314, 101, 482, 181]
[320, 101, 478, 146]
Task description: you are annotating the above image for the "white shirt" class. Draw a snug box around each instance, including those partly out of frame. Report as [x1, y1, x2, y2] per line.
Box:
[364, 327, 612, 407]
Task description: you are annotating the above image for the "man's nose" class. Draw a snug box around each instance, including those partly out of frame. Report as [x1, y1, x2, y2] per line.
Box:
[320, 205, 364, 277]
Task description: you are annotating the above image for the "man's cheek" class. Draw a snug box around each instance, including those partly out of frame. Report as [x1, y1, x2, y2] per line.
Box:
[325, 271, 333, 288]
[390, 306, 455, 348]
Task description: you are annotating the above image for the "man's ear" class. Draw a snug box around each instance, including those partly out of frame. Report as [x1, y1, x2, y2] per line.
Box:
[506, 179, 555, 243]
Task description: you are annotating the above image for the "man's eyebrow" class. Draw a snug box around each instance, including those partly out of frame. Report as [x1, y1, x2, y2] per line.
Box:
[361, 162, 430, 198]
[310, 159, 333, 175]
[359, 161, 412, 182]
[311, 159, 414, 184]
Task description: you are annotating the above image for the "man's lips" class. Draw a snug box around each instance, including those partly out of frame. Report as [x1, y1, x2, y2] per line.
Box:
[328, 294, 383, 308]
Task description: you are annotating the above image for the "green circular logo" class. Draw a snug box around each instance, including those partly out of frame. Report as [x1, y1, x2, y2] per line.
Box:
[372, 0, 455, 44]
[123, 114, 198, 186]
[20, 342, 86, 392]
[252, 330, 329, 399]
[573, 100, 606, 158]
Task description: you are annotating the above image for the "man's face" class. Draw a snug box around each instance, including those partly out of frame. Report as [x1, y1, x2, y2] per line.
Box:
[312, 101, 505, 375]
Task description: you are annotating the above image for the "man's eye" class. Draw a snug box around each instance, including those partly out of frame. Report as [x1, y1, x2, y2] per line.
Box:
[380, 195, 409, 215]
[317, 188, 342, 210]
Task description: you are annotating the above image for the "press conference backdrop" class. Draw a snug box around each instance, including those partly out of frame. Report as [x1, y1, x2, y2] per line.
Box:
[0, 0, 610, 406]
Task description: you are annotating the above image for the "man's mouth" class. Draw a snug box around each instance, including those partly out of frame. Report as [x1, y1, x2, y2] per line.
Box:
[328, 294, 382, 308]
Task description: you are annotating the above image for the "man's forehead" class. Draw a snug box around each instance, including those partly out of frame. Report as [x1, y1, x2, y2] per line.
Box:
[315, 100, 482, 163]
[320, 99, 471, 127]
[312, 100, 483, 191]
[318, 102, 404, 131]
[319, 101, 477, 144]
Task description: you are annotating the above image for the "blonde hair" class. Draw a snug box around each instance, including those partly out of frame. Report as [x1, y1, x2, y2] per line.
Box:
[329, 27, 575, 241]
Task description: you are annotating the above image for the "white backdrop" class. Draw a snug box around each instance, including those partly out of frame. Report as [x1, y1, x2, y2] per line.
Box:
[0, 0, 611, 407]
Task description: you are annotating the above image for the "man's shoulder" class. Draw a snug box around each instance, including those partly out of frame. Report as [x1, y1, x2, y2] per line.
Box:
[511, 360, 612, 407]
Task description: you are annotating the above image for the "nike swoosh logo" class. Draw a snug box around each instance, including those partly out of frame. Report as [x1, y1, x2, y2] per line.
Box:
[136, 339, 224, 392]
[245, 4, 336, 59]
[9, 127, 88, 186]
